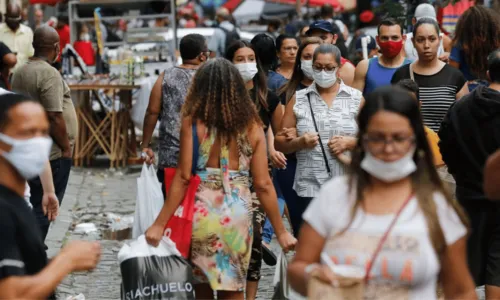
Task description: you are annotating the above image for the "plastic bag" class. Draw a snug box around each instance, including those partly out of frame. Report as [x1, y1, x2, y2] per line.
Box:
[273, 251, 290, 300]
[132, 164, 164, 239]
[273, 251, 306, 300]
[118, 235, 195, 300]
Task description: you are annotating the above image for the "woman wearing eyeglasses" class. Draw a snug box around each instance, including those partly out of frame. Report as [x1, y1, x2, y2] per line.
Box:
[275, 44, 364, 233]
[288, 87, 475, 299]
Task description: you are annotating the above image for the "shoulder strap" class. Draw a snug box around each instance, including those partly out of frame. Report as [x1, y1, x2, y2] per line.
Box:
[365, 193, 413, 283]
[409, 63, 415, 82]
[307, 94, 332, 177]
[192, 123, 199, 175]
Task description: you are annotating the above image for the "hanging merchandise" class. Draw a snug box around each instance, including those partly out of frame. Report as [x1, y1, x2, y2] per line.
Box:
[118, 235, 196, 300]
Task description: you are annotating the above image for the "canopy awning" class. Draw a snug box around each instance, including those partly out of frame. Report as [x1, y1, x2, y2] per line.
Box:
[231, 0, 297, 23]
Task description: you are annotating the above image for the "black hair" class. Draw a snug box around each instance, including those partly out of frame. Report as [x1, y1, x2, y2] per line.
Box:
[251, 33, 278, 73]
[225, 40, 269, 110]
[179, 33, 206, 61]
[395, 79, 420, 101]
[313, 43, 341, 65]
[488, 49, 500, 83]
[276, 34, 299, 53]
[412, 17, 440, 37]
[377, 18, 403, 35]
[0, 93, 36, 130]
[320, 4, 334, 18]
[268, 19, 281, 30]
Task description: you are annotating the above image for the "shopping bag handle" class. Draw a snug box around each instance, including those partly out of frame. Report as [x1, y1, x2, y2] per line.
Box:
[192, 123, 199, 175]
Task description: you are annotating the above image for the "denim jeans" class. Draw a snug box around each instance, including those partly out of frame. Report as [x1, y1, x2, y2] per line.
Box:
[262, 169, 286, 243]
[274, 159, 306, 236]
[28, 157, 72, 241]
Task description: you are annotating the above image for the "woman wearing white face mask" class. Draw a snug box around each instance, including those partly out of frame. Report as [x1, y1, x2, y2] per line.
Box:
[0, 93, 101, 299]
[225, 41, 294, 300]
[276, 44, 364, 233]
[288, 87, 476, 299]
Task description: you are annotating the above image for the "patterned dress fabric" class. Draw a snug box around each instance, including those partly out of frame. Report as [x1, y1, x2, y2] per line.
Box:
[158, 67, 197, 169]
[191, 129, 254, 291]
[293, 81, 362, 198]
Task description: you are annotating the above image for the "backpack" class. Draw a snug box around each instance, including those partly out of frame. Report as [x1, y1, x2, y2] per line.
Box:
[219, 26, 240, 56]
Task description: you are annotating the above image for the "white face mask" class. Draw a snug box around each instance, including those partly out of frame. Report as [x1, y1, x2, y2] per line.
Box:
[235, 62, 258, 83]
[360, 148, 417, 183]
[0, 133, 52, 180]
[313, 69, 337, 88]
[301, 60, 314, 80]
[80, 33, 90, 41]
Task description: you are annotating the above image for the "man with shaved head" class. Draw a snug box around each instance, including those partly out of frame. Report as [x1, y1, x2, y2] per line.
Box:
[0, 2, 34, 73]
[11, 25, 77, 242]
[208, 7, 239, 57]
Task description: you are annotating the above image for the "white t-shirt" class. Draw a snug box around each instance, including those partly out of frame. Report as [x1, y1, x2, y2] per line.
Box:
[404, 32, 445, 61]
[303, 176, 466, 300]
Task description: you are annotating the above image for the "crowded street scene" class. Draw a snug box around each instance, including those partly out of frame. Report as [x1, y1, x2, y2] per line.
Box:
[0, 0, 500, 298]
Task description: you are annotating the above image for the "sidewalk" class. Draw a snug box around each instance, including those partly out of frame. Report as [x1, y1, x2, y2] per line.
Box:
[47, 167, 278, 299]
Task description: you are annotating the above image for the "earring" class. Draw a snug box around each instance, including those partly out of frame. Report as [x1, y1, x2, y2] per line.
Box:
[418, 149, 425, 158]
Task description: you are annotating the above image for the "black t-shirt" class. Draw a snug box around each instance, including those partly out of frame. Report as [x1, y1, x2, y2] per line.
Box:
[250, 88, 280, 131]
[0, 185, 49, 291]
[391, 64, 466, 132]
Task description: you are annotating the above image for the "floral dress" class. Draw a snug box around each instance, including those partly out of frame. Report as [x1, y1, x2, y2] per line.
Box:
[191, 129, 254, 291]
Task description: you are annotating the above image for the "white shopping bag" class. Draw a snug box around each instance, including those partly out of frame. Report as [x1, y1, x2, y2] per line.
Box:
[132, 164, 164, 239]
[273, 251, 306, 300]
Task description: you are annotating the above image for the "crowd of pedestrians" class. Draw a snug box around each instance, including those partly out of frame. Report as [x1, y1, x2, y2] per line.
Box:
[140, 4, 500, 299]
[0, 1, 500, 299]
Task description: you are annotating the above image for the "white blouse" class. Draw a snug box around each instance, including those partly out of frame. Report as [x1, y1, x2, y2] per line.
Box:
[293, 82, 362, 198]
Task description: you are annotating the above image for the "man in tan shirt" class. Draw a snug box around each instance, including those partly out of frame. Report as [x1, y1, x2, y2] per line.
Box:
[0, 3, 34, 73]
[12, 25, 77, 241]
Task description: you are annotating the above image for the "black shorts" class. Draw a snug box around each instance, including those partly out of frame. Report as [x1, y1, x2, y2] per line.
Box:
[458, 191, 500, 287]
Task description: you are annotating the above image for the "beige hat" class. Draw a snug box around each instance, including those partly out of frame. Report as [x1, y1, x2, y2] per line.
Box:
[414, 3, 436, 21]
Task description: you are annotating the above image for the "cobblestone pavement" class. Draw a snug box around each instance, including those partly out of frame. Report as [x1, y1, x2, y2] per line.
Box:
[46, 167, 280, 300]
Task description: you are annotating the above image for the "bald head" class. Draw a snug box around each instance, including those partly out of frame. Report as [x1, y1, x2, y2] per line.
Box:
[216, 7, 230, 21]
[6, 3, 21, 17]
[33, 26, 60, 61]
[5, 3, 21, 32]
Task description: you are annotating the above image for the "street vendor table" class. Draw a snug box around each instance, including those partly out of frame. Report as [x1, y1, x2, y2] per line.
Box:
[69, 80, 141, 168]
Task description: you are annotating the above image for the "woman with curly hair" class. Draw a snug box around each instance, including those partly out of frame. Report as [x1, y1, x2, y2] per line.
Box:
[145, 58, 295, 300]
[224, 40, 290, 300]
[450, 5, 500, 91]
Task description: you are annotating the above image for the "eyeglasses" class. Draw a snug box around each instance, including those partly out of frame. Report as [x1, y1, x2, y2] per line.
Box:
[362, 135, 415, 154]
[313, 65, 338, 73]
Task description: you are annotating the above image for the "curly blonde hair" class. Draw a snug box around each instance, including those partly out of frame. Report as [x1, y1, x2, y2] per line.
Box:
[182, 58, 262, 140]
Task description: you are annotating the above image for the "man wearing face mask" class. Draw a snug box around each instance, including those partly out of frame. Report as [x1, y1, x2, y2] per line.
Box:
[141, 34, 208, 195]
[353, 18, 411, 96]
[11, 25, 77, 241]
[0, 3, 34, 74]
[0, 93, 101, 300]
[306, 21, 355, 86]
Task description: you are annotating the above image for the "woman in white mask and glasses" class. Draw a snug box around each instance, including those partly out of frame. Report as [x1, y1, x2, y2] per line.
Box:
[225, 41, 294, 300]
[288, 86, 476, 299]
[276, 44, 364, 232]
[0, 93, 101, 299]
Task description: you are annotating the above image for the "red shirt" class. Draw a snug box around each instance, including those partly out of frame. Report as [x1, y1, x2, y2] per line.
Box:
[56, 25, 70, 59]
